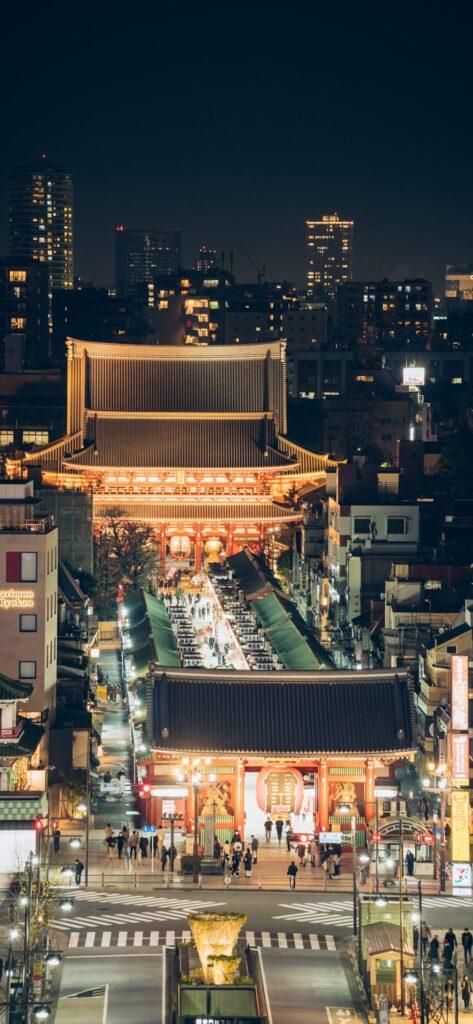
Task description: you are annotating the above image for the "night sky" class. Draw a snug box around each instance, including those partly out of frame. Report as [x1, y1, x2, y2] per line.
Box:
[1, 7, 471, 292]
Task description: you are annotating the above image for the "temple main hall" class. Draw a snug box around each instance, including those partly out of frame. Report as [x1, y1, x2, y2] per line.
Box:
[21, 338, 335, 567]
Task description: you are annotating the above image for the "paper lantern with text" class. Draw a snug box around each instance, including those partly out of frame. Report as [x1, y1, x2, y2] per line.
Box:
[169, 535, 191, 560]
[256, 767, 304, 818]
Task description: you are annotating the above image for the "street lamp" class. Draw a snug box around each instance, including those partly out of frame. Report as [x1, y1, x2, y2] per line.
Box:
[33, 1006, 51, 1020]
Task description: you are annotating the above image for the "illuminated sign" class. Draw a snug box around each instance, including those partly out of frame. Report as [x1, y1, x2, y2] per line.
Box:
[0, 589, 34, 609]
[452, 654, 469, 732]
[319, 831, 344, 844]
[451, 789, 470, 862]
[452, 733, 469, 781]
[452, 862, 472, 890]
[402, 367, 425, 386]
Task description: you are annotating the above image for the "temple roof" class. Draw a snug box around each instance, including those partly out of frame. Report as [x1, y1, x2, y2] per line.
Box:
[0, 718, 45, 757]
[149, 668, 417, 756]
[94, 502, 301, 522]
[64, 415, 293, 469]
[0, 674, 34, 702]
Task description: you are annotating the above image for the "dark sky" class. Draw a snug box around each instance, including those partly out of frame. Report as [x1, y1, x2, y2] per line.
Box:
[1, 7, 472, 292]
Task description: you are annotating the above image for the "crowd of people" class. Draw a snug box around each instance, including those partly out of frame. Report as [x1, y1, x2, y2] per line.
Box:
[102, 823, 177, 869]
[412, 924, 473, 1010]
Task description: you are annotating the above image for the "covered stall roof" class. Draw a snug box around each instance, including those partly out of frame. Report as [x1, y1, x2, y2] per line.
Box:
[123, 589, 181, 673]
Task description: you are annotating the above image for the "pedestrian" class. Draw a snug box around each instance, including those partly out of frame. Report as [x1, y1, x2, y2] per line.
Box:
[152, 833, 158, 857]
[104, 770, 112, 784]
[161, 846, 169, 871]
[406, 850, 415, 876]
[250, 835, 259, 864]
[213, 836, 221, 861]
[462, 976, 472, 1010]
[275, 818, 284, 843]
[444, 978, 454, 1010]
[264, 818, 273, 843]
[139, 835, 149, 859]
[116, 832, 124, 859]
[326, 854, 335, 879]
[333, 853, 341, 877]
[297, 842, 306, 867]
[421, 921, 431, 957]
[106, 833, 116, 858]
[444, 928, 457, 954]
[422, 797, 429, 821]
[462, 927, 473, 964]
[129, 830, 139, 860]
[223, 840, 231, 863]
[243, 848, 252, 878]
[286, 828, 294, 852]
[232, 837, 243, 856]
[157, 825, 165, 855]
[52, 827, 61, 853]
[429, 935, 440, 961]
[231, 852, 240, 877]
[309, 840, 319, 868]
[74, 859, 84, 885]
[287, 861, 298, 889]
[413, 926, 420, 956]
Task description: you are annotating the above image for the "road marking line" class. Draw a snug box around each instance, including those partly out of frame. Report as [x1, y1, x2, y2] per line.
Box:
[246, 930, 255, 946]
[166, 930, 175, 947]
[326, 935, 336, 950]
[117, 931, 127, 947]
[262, 931, 271, 947]
[162, 943, 166, 1024]
[277, 932, 288, 948]
[69, 932, 80, 948]
[294, 933, 304, 949]
[149, 931, 159, 946]
[101, 931, 111, 947]
[182, 930, 191, 941]
[310, 934, 320, 949]
[102, 983, 109, 1024]
[85, 931, 95, 947]
[256, 948, 273, 1024]
[134, 931, 143, 946]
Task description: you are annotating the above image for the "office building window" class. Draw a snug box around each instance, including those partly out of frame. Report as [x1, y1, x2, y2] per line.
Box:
[353, 518, 371, 534]
[387, 517, 406, 535]
[19, 661, 36, 679]
[20, 614, 37, 632]
[6, 552, 37, 582]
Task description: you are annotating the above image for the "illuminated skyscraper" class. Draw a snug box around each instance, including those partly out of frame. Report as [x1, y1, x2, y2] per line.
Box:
[115, 227, 182, 294]
[194, 246, 218, 272]
[306, 213, 354, 300]
[9, 156, 74, 291]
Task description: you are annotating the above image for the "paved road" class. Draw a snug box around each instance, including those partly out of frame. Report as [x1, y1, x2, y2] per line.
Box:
[261, 947, 366, 1024]
[55, 950, 163, 1024]
[49, 887, 473, 949]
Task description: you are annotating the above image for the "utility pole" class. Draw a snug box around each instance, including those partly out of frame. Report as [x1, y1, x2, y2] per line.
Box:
[399, 817, 405, 1016]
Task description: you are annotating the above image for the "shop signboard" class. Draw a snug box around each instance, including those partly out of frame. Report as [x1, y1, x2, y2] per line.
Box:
[452, 862, 472, 891]
[452, 733, 469, 781]
[318, 831, 344, 844]
[451, 654, 469, 731]
[451, 789, 470, 862]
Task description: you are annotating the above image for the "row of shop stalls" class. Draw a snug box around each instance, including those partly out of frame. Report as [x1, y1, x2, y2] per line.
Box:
[222, 548, 335, 670]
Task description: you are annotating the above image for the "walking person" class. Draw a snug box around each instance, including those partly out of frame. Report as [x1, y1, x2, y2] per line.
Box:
[462, 927, 473, 965]
[325, 854, 335, 879]
[275, 818, 284, 843]
[243, 848, 252, 878]
[406, 850, 415, 876]
[286, 827, 294, 852]
[161, 846, 169, 871]
[287, 861, 298, 889]
[444, 928, 457, 956]
[52, 827, 61, 853]
[129, 830, 139, 860]
[250, 835, 259, 864]
[74, 859, 84, 885]
[264, 818, 273, 843]
[139, 835, 149, 859]
[106, 833, 116, 858]
[462, 976, 473, 1010]
[429, 935, 440, 961]
[116, 831, 124, 859]
[413, 926, 420, 957]
[421, 921, 431, 957]
[297, 842, 307, 867]
[231, 852, 240, 877]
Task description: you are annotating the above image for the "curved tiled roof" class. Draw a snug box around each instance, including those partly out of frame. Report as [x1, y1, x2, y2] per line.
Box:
[64, 416, 293, 469]
[93, 502, 301, 522]
[0, 674, 34, 701]
[150, 669, 417, 756]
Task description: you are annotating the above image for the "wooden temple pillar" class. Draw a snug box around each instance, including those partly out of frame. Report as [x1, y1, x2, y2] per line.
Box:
[318, 759, 329, 831]
[235, 758, 245, 839]
[365, 758, 375, 822]
[226, 525, 234, 559]
[159, 533, 167, 573]
[194, 529, 202, 571]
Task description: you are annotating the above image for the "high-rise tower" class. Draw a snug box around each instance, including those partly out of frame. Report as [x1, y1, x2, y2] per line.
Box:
[9, 156, 74, 291]
[306, 213, 353, 300]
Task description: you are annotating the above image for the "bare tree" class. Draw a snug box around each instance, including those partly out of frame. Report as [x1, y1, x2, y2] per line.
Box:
[98, 506, 157, 590]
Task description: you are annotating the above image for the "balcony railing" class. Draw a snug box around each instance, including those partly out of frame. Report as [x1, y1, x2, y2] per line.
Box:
[0, 515, 55, 534]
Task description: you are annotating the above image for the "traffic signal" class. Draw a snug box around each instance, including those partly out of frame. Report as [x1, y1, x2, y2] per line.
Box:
[139, 783, 151, 797]
[34, 817, 46, 831]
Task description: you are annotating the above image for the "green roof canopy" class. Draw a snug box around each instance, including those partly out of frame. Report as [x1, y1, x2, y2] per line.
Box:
[126, 589, 181, 675]
[251, 593, 289, 630]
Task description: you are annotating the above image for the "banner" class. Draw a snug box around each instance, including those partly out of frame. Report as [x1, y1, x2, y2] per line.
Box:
[452, 734, 469, 782]
[451, 655, 469, 732]
[451, 789, 470, 862]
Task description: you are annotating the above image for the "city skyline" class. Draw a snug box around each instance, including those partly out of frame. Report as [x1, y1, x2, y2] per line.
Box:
[1, 9, 471, 293]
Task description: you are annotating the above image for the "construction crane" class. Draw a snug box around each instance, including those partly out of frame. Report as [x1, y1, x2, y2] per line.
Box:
[240, 245, 266, 284]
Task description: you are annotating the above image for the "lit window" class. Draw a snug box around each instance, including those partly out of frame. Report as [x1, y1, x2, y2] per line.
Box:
[20, 614, 37, 632]
[0, 431, 14, 446]
[6, 552, 37, 583]
[9, 270, 27, 282]
[10, 317, 26, 330]
[22, 430, 49, 444]
[19, 661, 36, 679]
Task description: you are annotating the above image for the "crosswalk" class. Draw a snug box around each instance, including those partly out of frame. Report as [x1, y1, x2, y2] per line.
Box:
[52, 894, 226, 932]
[272, 894, 473, 928]
[65, 929, 337, 950]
